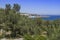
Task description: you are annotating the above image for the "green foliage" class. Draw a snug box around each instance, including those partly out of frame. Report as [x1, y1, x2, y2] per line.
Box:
[0, 4, 60, 40]
[24, 34, 47, 40]
[23, 34, 34, 40]
[33, 35, 46, 40]
[13, 4, 21, 12]
[5, 4, 11, 10]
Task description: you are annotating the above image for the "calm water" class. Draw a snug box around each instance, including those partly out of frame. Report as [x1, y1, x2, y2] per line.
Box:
[42, 15, 60, 20]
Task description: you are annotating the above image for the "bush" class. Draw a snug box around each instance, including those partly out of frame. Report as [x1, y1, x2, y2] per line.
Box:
[23, 34, 34, 40]
[23, 34, 47, 40]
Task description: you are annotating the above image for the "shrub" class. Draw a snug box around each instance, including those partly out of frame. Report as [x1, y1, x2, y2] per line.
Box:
[23, 34, 34, 40]
[24, 34, 47, 40]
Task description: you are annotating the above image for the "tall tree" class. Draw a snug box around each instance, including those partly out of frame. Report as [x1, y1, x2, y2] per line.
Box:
[13, 4, 21, 12]
[5, 4, 11, 14]
[5, 4, 11, 10]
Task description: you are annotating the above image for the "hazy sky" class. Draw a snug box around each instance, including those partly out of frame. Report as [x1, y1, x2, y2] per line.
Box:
[0, 0, 60, 15]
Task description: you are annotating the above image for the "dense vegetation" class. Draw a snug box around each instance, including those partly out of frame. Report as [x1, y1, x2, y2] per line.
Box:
[0, 4, 60, 40]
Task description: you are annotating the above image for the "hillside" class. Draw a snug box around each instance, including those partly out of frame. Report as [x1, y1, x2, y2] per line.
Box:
[0, 4, 60, 40]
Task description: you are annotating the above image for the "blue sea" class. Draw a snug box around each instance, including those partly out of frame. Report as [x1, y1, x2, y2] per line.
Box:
[42, 15, 60, 20]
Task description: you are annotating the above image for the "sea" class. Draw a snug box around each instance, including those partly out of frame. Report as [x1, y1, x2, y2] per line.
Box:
[42, 15, 60, 20]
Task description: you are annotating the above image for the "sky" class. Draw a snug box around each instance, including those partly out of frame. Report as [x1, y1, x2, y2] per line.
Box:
[0, 0, 60, 15]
